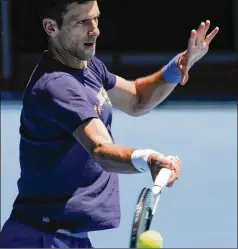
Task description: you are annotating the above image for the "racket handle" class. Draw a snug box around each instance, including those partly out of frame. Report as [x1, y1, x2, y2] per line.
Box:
[152, 168, 172, 195]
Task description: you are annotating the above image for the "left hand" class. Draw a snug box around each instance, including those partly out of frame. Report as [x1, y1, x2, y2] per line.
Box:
[178, 20, 219, 85]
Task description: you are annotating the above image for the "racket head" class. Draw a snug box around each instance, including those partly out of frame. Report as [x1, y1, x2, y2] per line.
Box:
[129, 187, 154, 248]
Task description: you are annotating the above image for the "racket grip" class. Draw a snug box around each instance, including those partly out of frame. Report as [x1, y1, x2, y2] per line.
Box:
[152, 168, 172, 195]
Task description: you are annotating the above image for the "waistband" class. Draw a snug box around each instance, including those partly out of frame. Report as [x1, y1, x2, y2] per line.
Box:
[57, 229, 88, 239]
[10, 209, 88, 236]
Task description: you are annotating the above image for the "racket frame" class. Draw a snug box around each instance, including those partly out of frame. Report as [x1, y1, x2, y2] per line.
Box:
[129, 187, 154, 248]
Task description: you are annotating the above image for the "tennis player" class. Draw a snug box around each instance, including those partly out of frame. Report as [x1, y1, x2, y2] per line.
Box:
[0, 0, 219, 248]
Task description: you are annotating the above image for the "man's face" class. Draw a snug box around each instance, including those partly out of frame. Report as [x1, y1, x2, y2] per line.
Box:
[56, 1, 100, 60]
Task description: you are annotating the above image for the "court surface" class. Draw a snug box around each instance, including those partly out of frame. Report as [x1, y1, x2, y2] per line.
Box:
[1, 101, 237, 248]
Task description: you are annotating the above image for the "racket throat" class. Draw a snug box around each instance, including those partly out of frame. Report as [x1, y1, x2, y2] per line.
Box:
[152, 194, 161, 215]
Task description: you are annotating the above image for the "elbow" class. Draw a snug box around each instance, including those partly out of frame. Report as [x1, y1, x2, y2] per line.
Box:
[130, 103, 152, 117]
[131, 97, 166, 116]
[131, 108, 151, 117]
[91, 143, 104, 160]
[129, 94, 154, 117]
[91, 143, 111, 172]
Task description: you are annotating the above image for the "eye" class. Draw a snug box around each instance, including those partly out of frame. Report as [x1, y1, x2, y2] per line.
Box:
[76, 16, 99, 25]
[76, 19, 88, 25]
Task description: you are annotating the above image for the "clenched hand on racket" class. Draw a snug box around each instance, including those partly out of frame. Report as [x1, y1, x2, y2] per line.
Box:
[147, 153, 182, 187]
[178, 20, 219, 85]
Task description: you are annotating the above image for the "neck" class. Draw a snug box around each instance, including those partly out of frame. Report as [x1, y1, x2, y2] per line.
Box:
[50, 47, 88, 69]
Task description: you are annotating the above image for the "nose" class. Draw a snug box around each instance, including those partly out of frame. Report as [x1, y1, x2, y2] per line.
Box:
[88, 19, 100, 37]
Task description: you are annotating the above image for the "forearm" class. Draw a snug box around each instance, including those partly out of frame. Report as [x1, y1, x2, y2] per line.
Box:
[134, 53, 183, 113]
[74, 118, 154, 174]
[92, 143, 139, 173]
[74, 118, 172, 176]
[134, 71, 177, 112]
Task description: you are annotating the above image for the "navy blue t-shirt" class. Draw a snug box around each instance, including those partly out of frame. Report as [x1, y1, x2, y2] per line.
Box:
[13, 51, 120, 232]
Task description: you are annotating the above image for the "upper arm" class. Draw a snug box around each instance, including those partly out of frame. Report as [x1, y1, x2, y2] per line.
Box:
[95, 57, 139, 116]
[107, 75, 139, 116]
[73, 117, 113, 155]
[40, 74, 115, 163]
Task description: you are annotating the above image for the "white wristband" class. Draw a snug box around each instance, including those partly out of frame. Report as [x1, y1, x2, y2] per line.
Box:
[131, 149, 158, 173]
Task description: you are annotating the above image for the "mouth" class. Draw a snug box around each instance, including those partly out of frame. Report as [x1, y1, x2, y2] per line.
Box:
[84, 42, 95, 48]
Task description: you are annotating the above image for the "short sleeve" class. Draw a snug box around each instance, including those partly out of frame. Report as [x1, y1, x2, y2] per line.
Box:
[103, 69, 117, 91]
[93, 57, 117, 91]
[40, 75, 98, 134]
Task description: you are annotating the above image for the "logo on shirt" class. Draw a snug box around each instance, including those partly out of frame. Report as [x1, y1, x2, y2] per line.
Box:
[94, 87, 112, 115]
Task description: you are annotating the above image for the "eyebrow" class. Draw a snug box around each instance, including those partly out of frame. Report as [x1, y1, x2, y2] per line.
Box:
[70, 12, 101, 21]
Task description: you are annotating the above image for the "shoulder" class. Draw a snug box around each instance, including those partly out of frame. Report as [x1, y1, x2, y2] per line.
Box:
[37, 71, 78, 88]
[88, 56, 108, 74]
[27, 53, 82, 95]
[31, 71, 81, 100]
[89, 56, 116, 91]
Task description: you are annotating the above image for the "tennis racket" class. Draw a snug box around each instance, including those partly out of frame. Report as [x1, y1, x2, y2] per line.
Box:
[129, 168, 172, 248]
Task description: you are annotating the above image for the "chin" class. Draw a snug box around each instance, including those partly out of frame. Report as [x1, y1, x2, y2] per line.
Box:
[84, 52, 95, 61]
[75, 50, 94, 61]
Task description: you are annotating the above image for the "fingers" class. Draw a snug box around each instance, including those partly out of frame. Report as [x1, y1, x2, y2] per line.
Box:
[177, 50, 190, 85]
[194, 20, 219, 46]
[181, 71, 189, 85]
[167, 155, 181, 169]
[205, 26, 219, 45]
[196, 22, 205, 43]
[171, 158, 182, 176]
[166, 156, 182, 186]
[149, 154, 182, 185]
[150, 153, 172, 169]
[204, 20, 211, 36]
[188, 29, 196, 51]
[167, 171, 177, 187]
[149, 153, 173, 181]
[196, 20, 210, 43]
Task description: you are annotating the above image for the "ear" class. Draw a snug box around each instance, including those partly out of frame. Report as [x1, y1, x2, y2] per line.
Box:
[42, 18, 59, 37]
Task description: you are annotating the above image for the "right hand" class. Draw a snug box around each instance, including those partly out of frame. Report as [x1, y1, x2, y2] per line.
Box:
[147, 153, 182, 187]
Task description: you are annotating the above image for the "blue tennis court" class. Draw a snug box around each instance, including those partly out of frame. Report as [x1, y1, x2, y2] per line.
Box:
[1, 100, 237, 248]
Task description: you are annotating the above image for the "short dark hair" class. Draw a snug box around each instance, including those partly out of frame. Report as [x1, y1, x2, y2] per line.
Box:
[37, 0, 96, 27]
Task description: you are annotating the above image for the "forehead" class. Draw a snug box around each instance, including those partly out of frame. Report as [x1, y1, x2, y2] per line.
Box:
[63, 1, 99, 21]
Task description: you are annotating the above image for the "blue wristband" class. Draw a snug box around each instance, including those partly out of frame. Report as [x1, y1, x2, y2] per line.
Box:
[161, 54, 182, 84]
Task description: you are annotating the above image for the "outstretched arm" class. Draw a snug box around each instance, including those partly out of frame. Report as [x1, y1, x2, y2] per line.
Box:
[73, 116, 181, 186]
[108, 20, 219, 116]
